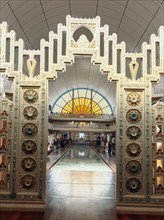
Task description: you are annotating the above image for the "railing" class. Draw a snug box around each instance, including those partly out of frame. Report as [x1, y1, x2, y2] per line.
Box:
[49, 112, 115, 120]
[48, 123, 116, 131]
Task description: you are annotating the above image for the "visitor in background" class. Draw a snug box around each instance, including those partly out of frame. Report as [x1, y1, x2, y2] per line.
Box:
[96, 136, 101, 152]
[108, 140, 112, 156]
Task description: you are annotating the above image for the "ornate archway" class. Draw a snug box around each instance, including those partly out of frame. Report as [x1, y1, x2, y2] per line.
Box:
[0, 16, 164, 214]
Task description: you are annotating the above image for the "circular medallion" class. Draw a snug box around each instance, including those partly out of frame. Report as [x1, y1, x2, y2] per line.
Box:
[126, 92, 141, 106]
[21, 157, 36, 172]
[22, 123, 38, 137]
[21, 175, 36, 190]
[126, 178, 141, 192]
[126, 109, 142, 123]
[126, 160, 142, 175]
[23, 90, 38, 104]
[23, 106, 38, 120]
[126, 126, 141, 140]
[22, 140, 37, 154]
[126, 143, 141, 157]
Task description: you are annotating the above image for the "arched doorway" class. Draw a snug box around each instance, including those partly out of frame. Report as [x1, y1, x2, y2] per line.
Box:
[0, 16, 164, 214]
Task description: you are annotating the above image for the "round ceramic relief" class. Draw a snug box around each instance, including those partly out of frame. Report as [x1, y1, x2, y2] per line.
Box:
[22, 123, 38, 137]
[21, 157, 36, 172]
[126, 143, 141, 157]
[126, 92, 141, 106]
[126, 109, 142, 123]
[23, 106, 38, 120]
[21, 175, 36, 190]
[126, 160, 142, 175]
[23, 89, 38, 104]
[126, 126, 141, 140]
[22, 140, 37, 154]
[126, 178, 141, 193]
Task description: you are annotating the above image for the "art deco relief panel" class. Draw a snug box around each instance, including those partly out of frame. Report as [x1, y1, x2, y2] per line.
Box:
[0, 16, 164, 213]
[151, 101, 164, 195]
[0, 98, 12, 192]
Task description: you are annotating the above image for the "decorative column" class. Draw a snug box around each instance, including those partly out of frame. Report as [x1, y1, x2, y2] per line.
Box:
[0, 16, 164, 214]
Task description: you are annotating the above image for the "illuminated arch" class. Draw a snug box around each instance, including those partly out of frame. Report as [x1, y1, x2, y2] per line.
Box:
[52, 88, 113, 116]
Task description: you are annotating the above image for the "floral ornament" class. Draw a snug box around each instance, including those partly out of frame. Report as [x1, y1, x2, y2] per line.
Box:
[126, 143, 141, 157]
[22, 123, 38, 137]
[126, 160, 142, 175]
[126, 92, 141, 106]
[21, 175, 36, 190]
[126, 178, 141, 193]
[23, 90, 38, 104]
[126, 109, 142, 123]
[23, 106, 38, 120]
[22, 140, 37, 154]
[126, 126, 141, 140]
[21, 157, 36, 172]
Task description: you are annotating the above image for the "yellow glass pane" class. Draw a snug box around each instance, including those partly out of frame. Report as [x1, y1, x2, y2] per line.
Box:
[62, 98, 103, 116]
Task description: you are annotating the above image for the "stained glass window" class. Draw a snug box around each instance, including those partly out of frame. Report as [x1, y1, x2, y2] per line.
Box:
[52, 88, 113, 116]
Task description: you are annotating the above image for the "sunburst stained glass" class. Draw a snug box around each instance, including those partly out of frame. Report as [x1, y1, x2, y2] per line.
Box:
[52, 88, 113, 116]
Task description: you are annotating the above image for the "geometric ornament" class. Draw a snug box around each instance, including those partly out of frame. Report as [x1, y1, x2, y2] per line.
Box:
[126, 143, 141, 157]
[129, 60, 139, 80]
[22, 123, 38, 137]
[22, 140, 37, 154]
[21, 157, 36, 172]
[126, 160, 142, 175]
[126, 92, 141, 106]
[126, 126, 141, 140]
[126, 109, 142, 123]
[126, 178, 141, 193]
[23, 106, 38, 120]
[23, 89, 38, 104]
[21, 175, 36, 190]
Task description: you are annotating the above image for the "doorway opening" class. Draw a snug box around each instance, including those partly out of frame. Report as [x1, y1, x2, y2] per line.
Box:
[46, 56, 116, 218]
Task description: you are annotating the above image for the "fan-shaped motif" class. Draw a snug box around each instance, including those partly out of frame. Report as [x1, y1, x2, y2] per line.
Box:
[62, 98, 103, 116]
[52, 88, 113, 116]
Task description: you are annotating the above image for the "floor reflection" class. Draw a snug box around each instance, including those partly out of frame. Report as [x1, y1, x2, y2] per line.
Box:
[52, 144, 110, 172]
[45, 144, 116, 220]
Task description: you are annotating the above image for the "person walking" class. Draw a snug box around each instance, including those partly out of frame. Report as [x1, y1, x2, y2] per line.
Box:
[108, 140, 112, 156]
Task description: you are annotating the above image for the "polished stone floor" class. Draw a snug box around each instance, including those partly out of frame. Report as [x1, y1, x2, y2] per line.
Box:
[0, 144, 163, 220]
[45, 144, 116, 220]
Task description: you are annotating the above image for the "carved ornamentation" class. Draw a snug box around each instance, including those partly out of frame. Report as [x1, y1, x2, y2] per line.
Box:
[23, 90, 38, 104]
[126, 160, 142, 175]
[23, 106, 38, 120]
[126, 126, 141, 140]
[126, 92, 141, 106]
[71, 23, 78, 30]
[26, 56, 37, 78]
[126, 178, 141, 192]
[22, 123, 38, 137]
[129, 60, 139, 80]
[0, 162, 7, 170]
[22, 140, 37, 154]
[88, 23, 96, 30]
[77, 35, 89, 48]
[126, 109, 142, 123]
[21, 175, 36, 190]
[0, 180, 6, 189]
[88, 40, 96, 48]
[156, 114, 163, 123]
[71, 40, 78, 48]
[21, 157, 36, 172]
[126, 143, 141, 157]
